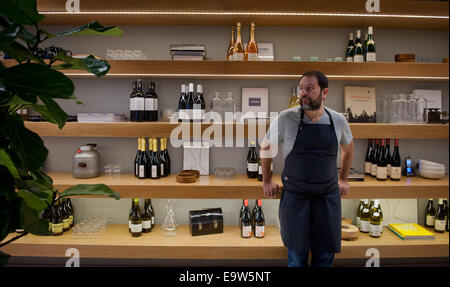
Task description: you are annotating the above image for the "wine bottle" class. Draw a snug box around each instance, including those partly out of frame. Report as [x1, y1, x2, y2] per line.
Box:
[254, 199, 265, 238]
[252, 199, 258, 229]
[257, 159, 263, 182]
[227, 25, 235, 61]
[132, 79, 145, 122]
[159, 138, 167, 177]
[239, 199, 246, 228]
[245, 22, 258, 61]
[370, 139, 379, 177]
[376, 138, 388, 181]
[289, 86, 298, 108]
[385, 139, 392, 177]
[241, 199, 252, 238]
[424, 198, 436, 228]
[363, 32, 368, 61]
[356, 199, 364, 229]
[369, 200, 382, 238]
[345, 32, 355, 62]
[65, 198, 74, 228]
[434, 198, 446, 233]
[390, 139, 402, 181]
[51, 199, 64, 236]
[359, 199, 370, 233]
[364, 139, 373, 175]
[134, 138, 140, 177]
[129, 80, 137, 122]
[137, 138, 148, 179]
[128, 199, 133, 233]
[187, 83, 195, 122]
[247, 140, 259, 178]
[142, 199, 152, 233]
[233, 22, 245, 61]
[150, 138, 160, 179]
[366, 26, 376, 62]
[145, 81, 158, 122]
[193, 84, 205, 121]
[61, 198, 70, 232]
[443, 199, 448, 225]
[148, 199, 155, 228]
[353, 30, 364, 62]
[163, 137, 171, 176]
[178, 84, 188, 122]
[130, 198, 143, 237]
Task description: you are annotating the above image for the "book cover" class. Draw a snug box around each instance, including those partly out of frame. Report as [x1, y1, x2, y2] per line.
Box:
[388, 223, 435, 240]
[344, 86, 376, 122]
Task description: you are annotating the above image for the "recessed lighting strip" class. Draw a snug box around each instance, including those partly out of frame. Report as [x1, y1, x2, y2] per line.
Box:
[41, 11, 449, 19]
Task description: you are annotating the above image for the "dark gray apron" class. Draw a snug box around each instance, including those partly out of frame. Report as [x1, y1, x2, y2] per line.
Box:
[279, 107, 341, 253]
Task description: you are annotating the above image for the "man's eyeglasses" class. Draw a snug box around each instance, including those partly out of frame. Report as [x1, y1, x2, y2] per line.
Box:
[298, 86, 319, 93]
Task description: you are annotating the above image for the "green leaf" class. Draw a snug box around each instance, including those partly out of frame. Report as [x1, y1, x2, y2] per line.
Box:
[0, 148, 20, 178]
[17, 187, 52, 212]
[0, 24, 21, 51]
[20, 201, 52, 236]
[3, 41, 42, 63]
[53, 53, 111, 77]
[0, 63, 74, 99]
[48, 21, 123, 38]
[0, 250, 10, 267]
[38, 96, 68, 129]
[30, 169, 53, 189]
[0, 196, 11, 242]
[60, 184, 121, 200]
[0, 0, 45, 25]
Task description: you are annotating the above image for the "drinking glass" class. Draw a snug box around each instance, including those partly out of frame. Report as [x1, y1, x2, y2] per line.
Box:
[398, 94, 408, 123]
[106, 50, 115, 60]
[115, 49, 124, 60]
[407, 94, 418, 123]
[417, 96, 427, 122]
[133, 50, 142, 60]
[210, 92, 223, 120]
[223, 92, 236, 123]
[390, 94, 399, 123]
[162, 199, 177, 236]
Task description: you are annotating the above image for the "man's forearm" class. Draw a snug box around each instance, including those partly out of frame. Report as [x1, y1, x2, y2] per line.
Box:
[261, 157, 272, 183]
[339, 150, 353, 180]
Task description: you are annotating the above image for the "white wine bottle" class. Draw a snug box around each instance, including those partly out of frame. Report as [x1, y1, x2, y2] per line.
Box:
[130, 198, 143, 237]
[434, 198, 446, 233]
[353, 30, 364, 62]
[142, 199, 152, 233]
[424, 198, 435, 228]
[369, 200, 382, 238]
[365, 26, 376, 62]
[356, 199, 364, 229]
[359, 199, 370, 233]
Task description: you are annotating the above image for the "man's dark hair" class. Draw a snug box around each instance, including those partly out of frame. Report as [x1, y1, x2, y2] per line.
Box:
[300, 70, 328, 90]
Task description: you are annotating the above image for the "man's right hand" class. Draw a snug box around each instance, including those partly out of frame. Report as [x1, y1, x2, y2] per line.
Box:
[262, 181, 281, 198]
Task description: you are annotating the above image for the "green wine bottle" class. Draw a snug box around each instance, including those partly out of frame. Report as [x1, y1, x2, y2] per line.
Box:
[425, 199, 436, 228]
[434, 198, 446, 233]
[130, 198, 143, 237]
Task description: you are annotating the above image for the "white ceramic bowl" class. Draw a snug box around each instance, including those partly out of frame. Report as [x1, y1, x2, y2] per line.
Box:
[419, 159, 445, 169]
[418, 168, 446, 179]
[420, 165, 445, 172]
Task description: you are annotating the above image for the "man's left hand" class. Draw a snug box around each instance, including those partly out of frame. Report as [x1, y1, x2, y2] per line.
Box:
[338, 178, 350, 197]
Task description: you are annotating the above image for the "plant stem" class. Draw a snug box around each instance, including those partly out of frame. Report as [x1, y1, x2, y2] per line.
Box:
[0, 232, 28, 248]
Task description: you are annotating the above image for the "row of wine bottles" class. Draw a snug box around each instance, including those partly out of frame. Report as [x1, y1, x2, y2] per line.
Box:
[364, 138, 401, 181]
[177, 83, 206, 121]
[128, 198, 155, 237]
[134, 137, 171, 179]
[227, 22, 258, 61]
[41, 198, 75, 236]
[424, 198, 449, 233]
[246, 141, 273, 181]
[130, 79, 159, 122]
[345, 26, 376, 62]
[356, 199, 384, 238]
[239, 199, 265, 238]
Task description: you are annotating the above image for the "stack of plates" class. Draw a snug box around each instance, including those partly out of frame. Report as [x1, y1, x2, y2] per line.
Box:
[418, 159, 446, 179]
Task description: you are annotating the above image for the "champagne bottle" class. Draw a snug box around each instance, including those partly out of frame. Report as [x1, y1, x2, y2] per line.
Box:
[159, 138, 167, 177]
[369, 200, 382, 238]
[434, 198, 446, 233]
[353, 29, 364, 62]
[178, 84, 188, 122]
[130, 198, 143, 237]
[345, 32, 355, 62]
[187, 83, 195, 122]
[142, 199, 152, 233]
[376, 138, 388, 181]
[134, 138, 140, 177]
[227, 25, 235, 61]
[137, 138, 148, 179]
[365, 26, 376, 62]
[145, 82, 158, 122]
[364, 139, 373, 175]
[163, 137, 171, 176]
[356, 199, 364, 229]
[150, 138, 160, 180]
[359, 199, 370, 233]
[424, 198, 436, 228]
[241, 199, 252, 238]
[129, 80, 137, 122]
[61, 198, 70, 232]
[247, 140, 259, 178]
[390, 139, 402, 181]
[370, 139, 379, 177]
[385, 139, 392, 177]
[254, 199, 265, 238]
[245, 22, 258, 61]
[233, 22, 245, 61]
[51, 199, 64, 236]
[193, 84, 205, 121]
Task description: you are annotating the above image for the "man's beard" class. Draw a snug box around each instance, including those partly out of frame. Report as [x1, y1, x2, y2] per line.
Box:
[300, 94, 322, 111]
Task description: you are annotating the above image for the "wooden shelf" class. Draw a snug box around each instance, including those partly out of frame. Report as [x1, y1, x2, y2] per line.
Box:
[1, 225, 448, 260]
[36, 0, 449, 30]
[2, 60, 447, 81]
[24, 122, 449, 139]
[49, 173, 449, 199]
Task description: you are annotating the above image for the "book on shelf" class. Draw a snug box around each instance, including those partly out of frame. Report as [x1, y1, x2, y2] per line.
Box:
[344, 86, 376, 123]
[172, 55, 205, 61]
[170, 50, 206, 56]
[388, 223, 435, 240]
[169, 44, 206, 51]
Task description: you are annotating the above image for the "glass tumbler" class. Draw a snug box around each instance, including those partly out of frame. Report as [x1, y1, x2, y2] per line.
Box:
[417, 96, 427, 122]
[398, 94, 408, 123]
[390, 94, 399, 123]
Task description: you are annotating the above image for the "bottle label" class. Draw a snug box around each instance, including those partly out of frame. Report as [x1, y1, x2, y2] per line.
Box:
[227, 55, 233, 61]
[179, 109, 188, 121]
[376, 166, 387, 180]
[193, 104, 204, 120]
[426, 215, 435, 226]
[255, 225, 265, 237]
[258, 166, 262, 175]
[366, 52, 376, 62]
[391, 167, 401, 179]
[63, 218, 70, 229]
[365, 162, 372, 174]
[247, 162, 258, 172]
[360, 220, 370, 232]
[133, 98, 145, 111]
[130, 98, 136, 111]
[129, 220, 131, 229]
[145, 98, 158, 111]
[142, 220, 151, 229]
[387, 164, 391, 177]
[160, 164, 165, 176]
[371, 164, 377, 176]
[242, 225, 252, 237]
[354, 55, 364, 62]
[435, 219, 446, 231]
[370, 224, 382, 237]
[139, 165, 146, 178]
[346, 57, 353, 62]
[247, 53, 258, 61]
[151, 216, 155, 225]
[151, 166, 158, 178]
[69, 215, 74, 226]
[52, 223, 63, 234]
[130, 223, 142, 233]
[234, 53, 244, 61]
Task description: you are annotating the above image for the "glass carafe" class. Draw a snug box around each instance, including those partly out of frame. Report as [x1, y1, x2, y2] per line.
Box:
[390, 94, 399, 123]
[210, 92, 223, 120]
[417, 96, 427, 122]
[398, 94, 408, 123]
[162, 199, 177, 236]
[223, 92, 236, 122]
